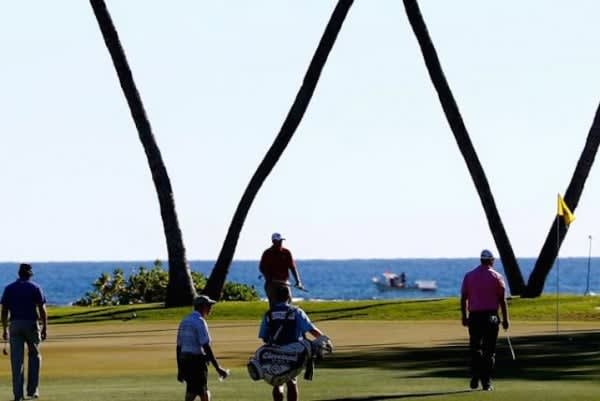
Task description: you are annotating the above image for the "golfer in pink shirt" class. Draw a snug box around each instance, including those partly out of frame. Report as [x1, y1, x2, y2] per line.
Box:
[460, 249, 510, 391]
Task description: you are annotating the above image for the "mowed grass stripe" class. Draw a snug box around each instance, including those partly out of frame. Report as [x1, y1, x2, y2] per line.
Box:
[48, 295, 600, 324]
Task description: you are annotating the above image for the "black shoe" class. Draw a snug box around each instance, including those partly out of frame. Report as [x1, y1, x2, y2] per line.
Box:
[469, 377, 479, 389]
[482, 381, 493, 391]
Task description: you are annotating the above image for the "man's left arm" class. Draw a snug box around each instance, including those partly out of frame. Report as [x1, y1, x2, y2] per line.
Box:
[499, 297, 509, 330]
[37, 304, 47, 340]
[498, 278, 509, 330]
[258, 314, 269, 343]
[203, 343, 228, 379]
[308, 327, 323, 338]
[297, 308, 322, 339]
[288, 251, 303, 288]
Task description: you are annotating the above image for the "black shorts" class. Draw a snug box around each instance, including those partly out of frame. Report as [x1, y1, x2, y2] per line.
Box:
[181, 354, 208, 395]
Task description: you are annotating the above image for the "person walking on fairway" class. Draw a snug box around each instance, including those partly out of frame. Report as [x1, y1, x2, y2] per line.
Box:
[177, 295, 229, 401]
[460, 249, 510, 391]
[1, 263, 47, 401]
[260, 232, 303, 304]
[258, 286, 327, 401]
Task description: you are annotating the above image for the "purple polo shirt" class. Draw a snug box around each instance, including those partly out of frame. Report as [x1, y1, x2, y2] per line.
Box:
[461, 265, 505, 312]
[1, 279, 46, 321]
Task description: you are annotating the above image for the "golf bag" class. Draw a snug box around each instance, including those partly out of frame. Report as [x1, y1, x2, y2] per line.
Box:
[247, 335, 334, 386]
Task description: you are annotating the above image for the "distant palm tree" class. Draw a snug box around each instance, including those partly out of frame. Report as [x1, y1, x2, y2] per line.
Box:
[402, 0, 525, 294]
[90, 0, 196, 306]
[524, 105, 600, 297]
[202, 0, 355, 299]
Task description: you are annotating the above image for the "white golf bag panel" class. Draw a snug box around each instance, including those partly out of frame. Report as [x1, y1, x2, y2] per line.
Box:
[248, 340, 311, 386]
[247, 335, 334, 386]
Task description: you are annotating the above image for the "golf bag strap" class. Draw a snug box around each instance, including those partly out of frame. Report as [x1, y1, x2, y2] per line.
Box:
[267, 306, 297, 345]
[304, 355, 314, 381]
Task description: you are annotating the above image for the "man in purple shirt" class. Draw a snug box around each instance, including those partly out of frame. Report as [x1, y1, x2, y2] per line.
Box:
[460, 250, 510, 392]
[1, 263, 47, 401]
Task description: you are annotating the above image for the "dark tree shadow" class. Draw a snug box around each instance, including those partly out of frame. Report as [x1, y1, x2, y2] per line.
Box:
[317, 389, 471, 401]
[307, 299, 444, 322]
[49, 304, 165, 324]
[319, 331, 600, 382]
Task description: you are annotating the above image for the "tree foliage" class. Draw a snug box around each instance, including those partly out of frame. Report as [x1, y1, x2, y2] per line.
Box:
[75, 260, 258, 306]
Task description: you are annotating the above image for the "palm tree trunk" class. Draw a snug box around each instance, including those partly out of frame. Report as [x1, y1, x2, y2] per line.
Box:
[403, 0, 525, 294]
[202, 0, 354, 300]
[524, 103, 600, 297]
[90, 0, 196, 306]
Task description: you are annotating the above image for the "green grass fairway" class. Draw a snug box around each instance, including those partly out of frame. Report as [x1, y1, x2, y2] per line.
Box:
[0, 367, 597, 401]
[0, 298, 598, 400]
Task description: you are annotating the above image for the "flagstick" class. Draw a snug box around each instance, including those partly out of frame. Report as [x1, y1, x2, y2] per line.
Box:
[585, 235, 592, 295]
[555, 215, 560, 336]
[555, 193, 575, 334]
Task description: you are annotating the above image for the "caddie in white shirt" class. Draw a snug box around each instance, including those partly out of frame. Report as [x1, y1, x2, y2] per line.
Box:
[176, 295, 229, 401]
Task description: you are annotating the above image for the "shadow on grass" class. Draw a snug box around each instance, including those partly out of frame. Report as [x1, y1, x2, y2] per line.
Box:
[308, 299, 444, 322]
[49, 304, 166, 324]
[317, 389, 471, 401]
[48, 327, 176, 341]
[319, 331, 600, 382]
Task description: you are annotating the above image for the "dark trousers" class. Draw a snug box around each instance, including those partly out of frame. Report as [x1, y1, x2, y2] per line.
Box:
[468, 311, 499, 384]
[180, 353, 208, 395]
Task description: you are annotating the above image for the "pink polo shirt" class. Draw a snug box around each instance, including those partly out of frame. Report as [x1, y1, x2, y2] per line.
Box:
[461, 265, 506, 312]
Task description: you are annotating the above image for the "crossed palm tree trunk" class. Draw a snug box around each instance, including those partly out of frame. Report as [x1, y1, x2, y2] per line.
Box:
[402, 0, 525, 295]
[90, 0, 196, 306]
[202, 0, 355, 299]
[525, 106, 600, 296]
[404, 0, 600, 297]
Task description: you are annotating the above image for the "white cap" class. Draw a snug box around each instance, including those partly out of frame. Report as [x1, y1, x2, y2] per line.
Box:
[480, 249, 495, 260]
[194, 295, 216, 306]
[271, 232, 285, 241]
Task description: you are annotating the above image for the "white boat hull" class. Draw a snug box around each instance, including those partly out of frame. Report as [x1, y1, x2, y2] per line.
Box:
[371, 277, 437, 292]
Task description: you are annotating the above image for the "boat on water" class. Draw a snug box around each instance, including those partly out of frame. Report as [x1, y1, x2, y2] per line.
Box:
[371, 272, 437, 292]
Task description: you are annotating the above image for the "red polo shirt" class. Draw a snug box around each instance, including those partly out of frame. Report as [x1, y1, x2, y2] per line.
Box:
[259, 246, 296, 282]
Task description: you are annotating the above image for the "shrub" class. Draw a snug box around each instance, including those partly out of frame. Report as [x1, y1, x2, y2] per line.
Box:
[74, 260, 259, 305]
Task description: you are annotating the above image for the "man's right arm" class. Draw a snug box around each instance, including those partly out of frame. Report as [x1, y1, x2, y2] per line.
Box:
[176, 324, 184, 382]
[259, 251, 267, 277]
[176, 345, 183, 382]
[460, 293, 468, 327]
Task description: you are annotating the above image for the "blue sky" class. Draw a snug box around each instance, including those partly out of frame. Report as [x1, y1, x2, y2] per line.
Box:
[1, 1, 599, 261]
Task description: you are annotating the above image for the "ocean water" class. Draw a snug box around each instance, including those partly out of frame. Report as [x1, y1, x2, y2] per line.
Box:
[0, 258, 597, 305]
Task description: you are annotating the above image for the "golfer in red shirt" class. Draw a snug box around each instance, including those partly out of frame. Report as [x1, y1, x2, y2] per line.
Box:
[460, 249, 510, 391]
[259, 233, 303, 304]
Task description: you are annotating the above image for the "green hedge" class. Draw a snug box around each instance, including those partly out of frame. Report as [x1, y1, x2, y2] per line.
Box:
[74, 260, 258, 305]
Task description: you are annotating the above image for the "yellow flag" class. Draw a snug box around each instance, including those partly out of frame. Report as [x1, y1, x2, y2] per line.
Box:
[557, 194, 575, 225]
